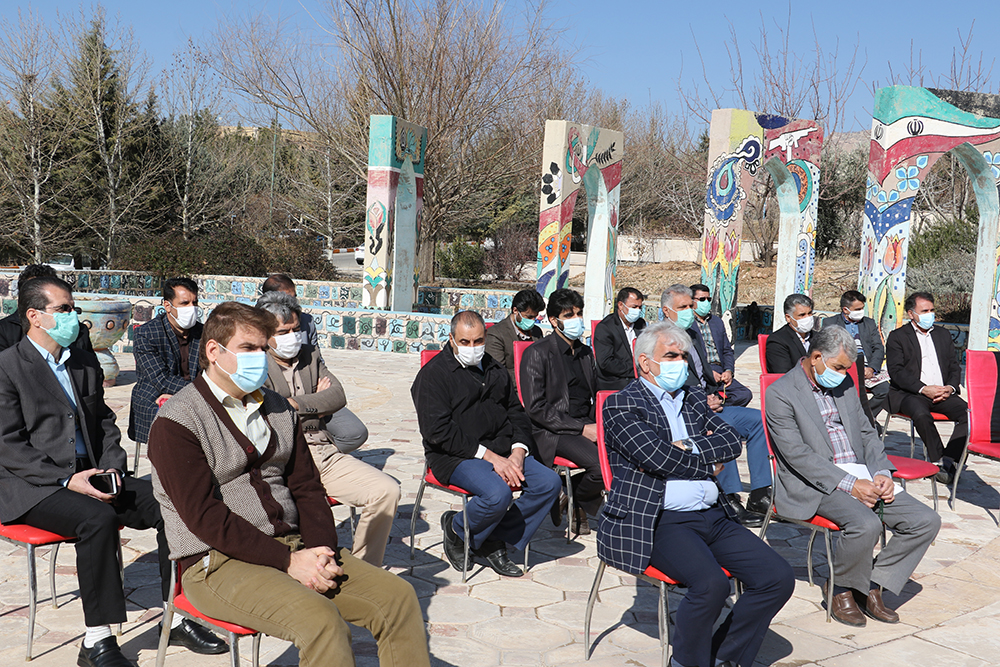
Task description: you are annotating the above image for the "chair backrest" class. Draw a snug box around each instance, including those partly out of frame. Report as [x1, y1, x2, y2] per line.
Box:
[966, 350, 1000, 444]
[757, 334, 768, 372]
[758, 373, 784, 468]
[590, 319, 601, 349]
[632, 339, 638, 378]
[847, 359, 860, 397]
[420, 349, 440, 367]
[486, 322, 495, 330]
[512, 340, 533, 405]
[595, 390, 616, 492]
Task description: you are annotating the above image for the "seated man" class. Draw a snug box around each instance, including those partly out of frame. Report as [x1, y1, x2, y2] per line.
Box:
[257, 291, 400, 567]
[149, 302, 429, 665]
[662, 284, 772, 526]
[485, 287, 545, 383]
[822, 290, 888, 424]
[765, 326, 941, 627]
[765, 293, 815, 374]
[690, 283, 751, 406]
[0, 263, 92, 353]
[599, 321, 793, 667]
[262, 273, 369, 453]
[0, 276, 225, 667]
[520, 288, 602, 535]
[411, 311, 560, 577]
[129, 277, 202, 447]
[886, 291, 967, 483]
[593, 286, 647, 391]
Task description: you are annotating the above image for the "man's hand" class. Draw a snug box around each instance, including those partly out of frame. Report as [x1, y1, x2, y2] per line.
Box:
[850, 479, 881, 508]
[316, 376, 332, 392]
[287, 397, 300, 410]
[67, 468, 117, 503]
[920, 385, 949, 403]
[721, 370, 733, 386]
[864, 367, 875, 380]
[712, 370, 724, 383]
[706, 394, 724, 413]
[873, 474, 895, 503]
[713, 463, 724, 476]
[483, 450, 525, 488]
[287, 547, 343, 593]
[509, 447, 526, 474]
[581, 423, 599, 442]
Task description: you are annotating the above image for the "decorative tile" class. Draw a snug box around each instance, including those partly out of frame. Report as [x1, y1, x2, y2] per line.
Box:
[342, 316, 357, 335]
[359, 318, 373, 336]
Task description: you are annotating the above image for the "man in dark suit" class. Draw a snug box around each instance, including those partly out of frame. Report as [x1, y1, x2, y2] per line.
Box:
[0, 276, 225, 667]
[593, 286, 647, 391]
[886, 291, 967, 482]
[520, 288, 601, 535]
[412, 311, 560, 577]
[765, 293, 815, 373]
[485, 288, 545, 383]
[128, 277, 202, 446]
[690, 283, 751, 406]
[0, 264, 92, 353]
[822, 290, 889, 421]
[766, 326, 940, 627]
[598, 321, 793, 667]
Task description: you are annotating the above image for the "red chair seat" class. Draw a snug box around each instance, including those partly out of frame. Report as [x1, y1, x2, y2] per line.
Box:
[327, 497, 341, 507]
[173, 593, 257, 636]
[887, 455, 938, 480]
[968, 441, 1000, 461]
[770, 502, 839, 531]
[643, 564, 733, 587]
[0, 523, 74, 545]
[553, 456, 579, 469]
[425, 464, 522, 493]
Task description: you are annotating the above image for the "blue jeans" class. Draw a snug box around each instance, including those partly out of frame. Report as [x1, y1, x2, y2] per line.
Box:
[448, 455, 561, 551]
[714, 406, 772, 495]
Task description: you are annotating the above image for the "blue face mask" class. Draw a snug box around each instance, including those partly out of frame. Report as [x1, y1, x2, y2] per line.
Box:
[672, 307, 695, 329]
[815, 358, 847, 389]
[42, 311, 80, 348]
[916, 312, 935, 330]
[216, 344, 269, 393]
[625, 307, 643, 323]
[652, 359, 689, 392]
[514, 312, 536, 332]
[694, 300, 712, 317]
[561, 317, 585, 341]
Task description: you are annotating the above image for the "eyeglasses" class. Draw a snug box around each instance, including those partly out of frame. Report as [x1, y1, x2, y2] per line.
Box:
[43, 305, 81, 314]
[695, 297, 711, 302]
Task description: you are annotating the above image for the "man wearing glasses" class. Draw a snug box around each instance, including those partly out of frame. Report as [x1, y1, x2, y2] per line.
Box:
[0, 263, 93, 353]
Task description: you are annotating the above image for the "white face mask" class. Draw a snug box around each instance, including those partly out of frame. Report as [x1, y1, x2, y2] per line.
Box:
[794, 315, 815, 334]
[847, 309, 864, 322]
[171, 305, 198, 330]
[270, 331, 302, 359]
[454, 344, 485, 367]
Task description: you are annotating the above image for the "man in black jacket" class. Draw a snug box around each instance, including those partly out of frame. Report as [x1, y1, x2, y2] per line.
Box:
[822, 290, 889, 421]
[412, 311, 560, 577]
[593, 286, 646, 390]
[765, 293, 815, 374]
[0, 264, 92, 353]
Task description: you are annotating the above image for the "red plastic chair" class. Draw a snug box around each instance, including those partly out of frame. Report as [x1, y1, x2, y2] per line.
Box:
[419, 349, 440, 367]
[757, 334, 768, 373]
[758, 373, 842, 623]
[952, 350, 1000, 508]
[585, 390, 734, 664]
[514, 340, 585, 542]
[880, 409, 959, 460]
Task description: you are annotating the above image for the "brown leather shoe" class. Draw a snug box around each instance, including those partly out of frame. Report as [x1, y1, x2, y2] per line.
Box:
[859, 588, 899, 623]
[822, 581, 866, 627]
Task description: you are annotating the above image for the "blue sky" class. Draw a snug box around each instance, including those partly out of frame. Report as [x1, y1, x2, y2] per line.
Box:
[1, 1, 993, 133]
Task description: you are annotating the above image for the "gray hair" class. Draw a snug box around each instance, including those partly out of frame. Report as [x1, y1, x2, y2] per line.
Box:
[812, 326, 856, 361]
[635, 321, 692, 361]
[782, 293, 814, 316]
[255, 290, 302, 324]
[451, 310, 485, 337]
[660, 283, 692, 309]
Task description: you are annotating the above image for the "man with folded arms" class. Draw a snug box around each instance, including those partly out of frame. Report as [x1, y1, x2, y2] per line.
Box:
[149, 302, 429, 666]
[765, 326, 940, 627]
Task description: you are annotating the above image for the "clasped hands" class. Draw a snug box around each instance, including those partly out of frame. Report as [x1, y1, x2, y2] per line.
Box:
[850, 475, 895, 508]
[288, 546, 343, 593]
[920, 384, 953, 404]
[485, 448, 526, 488]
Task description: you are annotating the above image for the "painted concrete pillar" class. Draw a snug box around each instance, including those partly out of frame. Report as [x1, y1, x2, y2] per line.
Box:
[363, 115, 427, 311]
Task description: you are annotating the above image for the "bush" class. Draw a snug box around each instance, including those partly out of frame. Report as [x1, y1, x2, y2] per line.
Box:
[436, 241, 485, 282]
[259, 234, 338, 281]
[483, 220, 536, 282]
[907, 217, 978, 267]
[906, 249, 975, 295]
[113, 230, 269, 278]
[934, 292, 972, 324]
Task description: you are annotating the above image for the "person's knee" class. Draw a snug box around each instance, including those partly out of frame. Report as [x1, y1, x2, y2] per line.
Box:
[371, 474, 401, 509]
[851, 512, 884, 543]
[333, 425, 369, 453]
[691, 569, 732, 607]
[761, 551, 796, 601]
[78, 501, 120, 538]
[536, 467, 562, 498]
[479, 482, 513, 510]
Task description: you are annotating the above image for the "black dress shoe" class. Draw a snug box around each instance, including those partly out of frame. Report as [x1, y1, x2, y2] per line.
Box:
[77, 636, 132, 667]
[166, 619, 230, 654]
[440, 510, 467, 572]
[728, 493, 764, 528]
[745, 485, 773, 516]
[481, 545, 524, 577]
[550, 492, 567, 527]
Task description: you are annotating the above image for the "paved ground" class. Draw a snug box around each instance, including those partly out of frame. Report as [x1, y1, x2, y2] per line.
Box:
[2, 343, 999, 666]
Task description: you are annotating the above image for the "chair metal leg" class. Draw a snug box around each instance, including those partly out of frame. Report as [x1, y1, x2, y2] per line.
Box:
[348, 506, 357, 542]
[251, 633, 261, 667]
[134, 441, 143, 477]
[562, 466, 575, 543]
[930, 476, 939, 514]
[583, 561, 606, 660]
[229, 632, 240, 667]
[951, 447, 970, 510]
[49, 543, 60, 609]
[27, 544, 37, 661]
[909, 420, 917, 459]
[758, 505, 774, 539]
[523, 543, 530, 573]
[824, 529, 834, 623]
[660, 580, 670, 667]
[461, 497, 470, 584]
[155, 564, 177, 667]
[806, 531, 817, 586]
[881, 412, 891, 445]
[409, 478, 427, 560]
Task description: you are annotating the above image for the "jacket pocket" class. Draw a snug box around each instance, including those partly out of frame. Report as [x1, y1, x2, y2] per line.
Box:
[601, 501, 629, 519]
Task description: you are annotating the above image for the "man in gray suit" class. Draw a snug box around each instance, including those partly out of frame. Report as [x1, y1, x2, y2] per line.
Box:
[765, 326, 940, 628]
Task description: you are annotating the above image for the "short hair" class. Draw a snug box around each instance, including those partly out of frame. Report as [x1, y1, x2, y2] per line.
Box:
[546, 288, 583, 320]
[812, 326, 857, 362]
[635, 321, 692, 360]
[262, 273, 296, 294]
[163, 277, 198, 301]
[18, 276, 71, 333]
[255, 290, 301, 325]
[840, 290, 866, 310]
[199, 302, 277, 370]
[660, 284, 692, 309]
[17, 264, 57, 292]
[783, 293, 814, 316]
[616, 287, 644, 305]
[512, 289, 545, 314]
[689, 283, 711, 295]
[904, 291, 934, 313]
[451, 310, 485, 337]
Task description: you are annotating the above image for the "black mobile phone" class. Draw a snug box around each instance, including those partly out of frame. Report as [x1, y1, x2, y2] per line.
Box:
[90, 471, 120, 496]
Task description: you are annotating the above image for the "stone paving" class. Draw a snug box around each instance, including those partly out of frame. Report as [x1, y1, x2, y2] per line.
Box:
[2, 343, 1000, 666]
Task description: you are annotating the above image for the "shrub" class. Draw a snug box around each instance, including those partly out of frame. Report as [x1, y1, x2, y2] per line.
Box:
[483, 220, 536, 282]
[906, 249, 975, 295]
[259, 234, 338, 281]
[113, 230, 269, 278]
[907, 217, 978, 267]
[436, 241, 485, 282]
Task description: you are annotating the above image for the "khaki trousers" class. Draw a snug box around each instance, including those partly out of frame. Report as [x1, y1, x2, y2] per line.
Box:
[181, 536, 429, 667]
[311, 444, 401, 566]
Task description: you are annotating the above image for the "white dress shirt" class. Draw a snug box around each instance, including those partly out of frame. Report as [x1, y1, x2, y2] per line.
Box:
[912, 322, 944, 387]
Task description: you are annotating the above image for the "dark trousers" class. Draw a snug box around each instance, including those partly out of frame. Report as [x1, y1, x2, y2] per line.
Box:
[555, 433, 604, 505]
[16, 477, 168, 627]
[894, 390, 968, 462]
[648, 506, 793, 667]
[710, 364, 752, 408]
[449, 455, 561, 551]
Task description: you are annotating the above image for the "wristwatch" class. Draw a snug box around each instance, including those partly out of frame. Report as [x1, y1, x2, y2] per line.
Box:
[673, 438, 694, 452]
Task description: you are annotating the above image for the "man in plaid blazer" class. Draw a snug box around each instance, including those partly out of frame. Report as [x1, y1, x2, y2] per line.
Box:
[598, 321, 793, 667]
